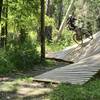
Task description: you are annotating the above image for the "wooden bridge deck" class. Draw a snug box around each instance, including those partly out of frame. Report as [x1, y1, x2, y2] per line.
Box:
[34, 54, 100, 85]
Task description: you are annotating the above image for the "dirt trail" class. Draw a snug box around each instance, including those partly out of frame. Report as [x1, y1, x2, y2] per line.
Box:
[0, 62, 68, 100]
[0, 79, 53, 100]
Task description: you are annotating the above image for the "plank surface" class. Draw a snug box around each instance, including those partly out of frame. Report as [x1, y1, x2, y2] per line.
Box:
[34, 54, 100, 85]
[34, 32, 100, 84]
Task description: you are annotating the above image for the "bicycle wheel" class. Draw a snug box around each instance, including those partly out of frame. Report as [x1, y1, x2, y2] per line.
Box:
[73, 33, 83, 44]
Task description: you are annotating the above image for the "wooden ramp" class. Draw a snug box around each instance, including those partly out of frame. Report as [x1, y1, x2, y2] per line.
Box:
[46, 32, 100, 63]
[46, 39, 90, 63]
[34, 54, 100, 85]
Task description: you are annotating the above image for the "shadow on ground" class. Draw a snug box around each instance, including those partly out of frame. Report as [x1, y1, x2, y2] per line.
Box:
[0, 61, 68, 100]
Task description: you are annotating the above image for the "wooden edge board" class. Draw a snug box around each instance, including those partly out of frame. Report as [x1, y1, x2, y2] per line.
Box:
[46, 57, 74, 64]
[32, 78, 89, 85]
[33, 78, 61, 84]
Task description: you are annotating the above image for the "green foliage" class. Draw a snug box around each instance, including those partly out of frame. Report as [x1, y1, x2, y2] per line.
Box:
[8, 0, 40, 31]
[47, 29, 74, 51]
[6, 39, 39, 70]
[74, 0, 100, 32]
[0, 49, 14, 74]
[0, 38, 39, 74]
[45, 15, 55, 27]
[50, 79, 100, 100]
[59, 29, 74, 47]
[1, 0, 100, 74]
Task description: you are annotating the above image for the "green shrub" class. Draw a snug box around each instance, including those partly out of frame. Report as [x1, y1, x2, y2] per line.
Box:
[7, 39, 39, 70]
[0, 37, 40, 74]
[47, 29, 74, 51]
[0, 49, 14, 74]
[50, 79, 100, 100]
[58, 29, 74, 47]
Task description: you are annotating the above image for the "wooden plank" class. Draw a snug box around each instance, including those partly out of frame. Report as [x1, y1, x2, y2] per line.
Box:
[33, 78, 61, 84]
[34, 55, 100, 84]
[46, 57, 74, 64]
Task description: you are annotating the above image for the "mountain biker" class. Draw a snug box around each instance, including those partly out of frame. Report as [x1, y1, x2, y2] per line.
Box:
[67, 14, 77, 31]
[67, 15, 83, 43]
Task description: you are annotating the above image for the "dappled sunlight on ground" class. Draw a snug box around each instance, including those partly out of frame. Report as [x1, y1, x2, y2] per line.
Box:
[0, 61, 68, 100]
[0, 78, 53, 100]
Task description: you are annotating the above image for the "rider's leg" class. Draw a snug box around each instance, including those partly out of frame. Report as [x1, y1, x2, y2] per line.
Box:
[90, 32, 93, 39]
[85, 31, 93, 39]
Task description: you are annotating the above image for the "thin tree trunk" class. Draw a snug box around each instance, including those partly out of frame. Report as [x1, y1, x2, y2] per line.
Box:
[45, 0, 52, 42]
[0, 0, 8, 47]
[46, 0, 53, 17]
[46, 0, 50, 16]
[56, 0, 75, 41]
[1, 3, 6, 47]
[40, 0, 45, 61]
[1, 25, 5, 47]
[0, 0, 3, 21]
[19, 28, 26, 44]
[57, 0, 63, 29]
[5, 0, 8, 45]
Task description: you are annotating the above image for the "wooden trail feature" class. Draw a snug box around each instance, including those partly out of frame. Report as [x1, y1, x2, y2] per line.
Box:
[34, 32, 100, 85]
[34, 54, 100, 85]
[46, 57, 74, 64]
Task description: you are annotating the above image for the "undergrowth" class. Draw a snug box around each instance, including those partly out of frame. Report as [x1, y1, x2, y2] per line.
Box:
[46, 29, 74, 52]
[0, 39, 40, 74]
[50, 79, 100, 100]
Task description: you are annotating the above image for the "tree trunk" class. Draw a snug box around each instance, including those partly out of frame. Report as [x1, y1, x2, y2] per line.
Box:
[40, 0, 45, 61]
[56, 0, 75, 41]
[0, 0, 8, 47]
[46, 0, 50, 16]
[57, 0, 63, 29]
[19, 28, 26, 44]
[5, 0, 8, 45]
[46, 0, 53, 17]
[45, 26, 52, 42]
[0, 0, 3, 21]
[1, 4, 6, 47]
[45, 0, 52, 42]
[1, 26, 5, 47]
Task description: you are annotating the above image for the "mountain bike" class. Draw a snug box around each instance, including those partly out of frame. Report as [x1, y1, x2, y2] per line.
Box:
[73, 27, 93, 44]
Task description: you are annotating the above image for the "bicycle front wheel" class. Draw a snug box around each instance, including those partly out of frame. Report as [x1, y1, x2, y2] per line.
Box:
[73, 34, 83, 44]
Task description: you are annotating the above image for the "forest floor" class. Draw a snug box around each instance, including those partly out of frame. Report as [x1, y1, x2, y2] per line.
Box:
[0, 61, 69, 100]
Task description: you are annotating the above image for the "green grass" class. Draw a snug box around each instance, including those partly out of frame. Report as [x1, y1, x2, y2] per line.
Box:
[50, 79, 100, 100]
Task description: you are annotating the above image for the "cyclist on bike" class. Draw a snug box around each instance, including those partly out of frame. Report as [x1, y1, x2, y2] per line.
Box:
[67, 15, 84, 43]
[67, 15, 93, 44]
[67, 14, 77, 31]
